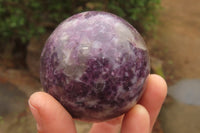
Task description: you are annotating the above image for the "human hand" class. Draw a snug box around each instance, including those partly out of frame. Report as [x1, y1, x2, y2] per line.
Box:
[28, 74, 167, 133]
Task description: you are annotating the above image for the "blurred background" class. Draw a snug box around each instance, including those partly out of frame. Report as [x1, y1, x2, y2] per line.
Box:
[0, 0, 200, 133]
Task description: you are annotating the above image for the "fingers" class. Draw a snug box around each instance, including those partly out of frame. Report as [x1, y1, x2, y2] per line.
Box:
[139, 74, 167, 131]
[89, 74, 167, 133]
[28, 92, 76, 133]
[28, 74, 166, 133]
[121, 104, 150, 133]
[89, 115, 123, 133]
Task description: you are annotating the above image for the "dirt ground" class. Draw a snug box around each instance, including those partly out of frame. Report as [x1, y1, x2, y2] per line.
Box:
[149, 0, 200, 132]
[149, 0, 200, 84]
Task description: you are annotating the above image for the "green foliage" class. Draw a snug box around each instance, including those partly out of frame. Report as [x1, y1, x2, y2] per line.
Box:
[106, 0, 161, 32]
[0, 0, 160, 45]
[0, 116, 4, 124]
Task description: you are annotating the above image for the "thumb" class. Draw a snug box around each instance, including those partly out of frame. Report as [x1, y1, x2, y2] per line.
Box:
[28, 92, 76, 133]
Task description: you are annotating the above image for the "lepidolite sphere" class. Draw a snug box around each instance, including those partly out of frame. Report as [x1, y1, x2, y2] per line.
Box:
[40, 11, 150, 122]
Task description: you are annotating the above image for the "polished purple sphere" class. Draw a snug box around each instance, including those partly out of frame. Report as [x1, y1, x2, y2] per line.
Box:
[40, 11, 150, 122]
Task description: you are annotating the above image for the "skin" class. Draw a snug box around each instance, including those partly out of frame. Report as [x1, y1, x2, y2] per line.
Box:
[28, 74, 167, 133]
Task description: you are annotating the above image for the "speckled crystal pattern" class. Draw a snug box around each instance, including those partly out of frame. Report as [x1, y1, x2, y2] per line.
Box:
[40, 11, 150, 121]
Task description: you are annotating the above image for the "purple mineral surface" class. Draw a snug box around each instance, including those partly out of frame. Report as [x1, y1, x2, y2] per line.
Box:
[40, 11, 150, 122]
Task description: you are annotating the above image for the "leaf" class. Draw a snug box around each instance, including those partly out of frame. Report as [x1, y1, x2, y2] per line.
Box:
[37, 27, 45, 34]
[108, 4, 126, 17]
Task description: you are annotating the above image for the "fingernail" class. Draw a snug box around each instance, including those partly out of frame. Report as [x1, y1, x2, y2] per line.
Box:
[28, 99, 42, 130]
[36, 123, 42, 132]
[28, 99, 38, 117]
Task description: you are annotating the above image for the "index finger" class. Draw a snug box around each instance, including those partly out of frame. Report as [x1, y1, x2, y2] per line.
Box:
[139, 74, 167, 131]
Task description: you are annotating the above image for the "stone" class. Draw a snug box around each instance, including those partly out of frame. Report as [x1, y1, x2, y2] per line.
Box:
[0, 82, 27, 117]
[26, 33, 51, 79]
[0, 67, 40, 133]
[168, 79, 200, 105]
[159, 79, 200, 133]
[159, 98, 200, 133]
[0, 68, 41, 96]
[40, 11, 150, 121]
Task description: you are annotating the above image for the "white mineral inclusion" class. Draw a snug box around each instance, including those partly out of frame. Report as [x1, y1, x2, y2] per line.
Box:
[53, 11, 146, 51]
[114, 22, 146, 50]
[83, 12, 146, 50]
